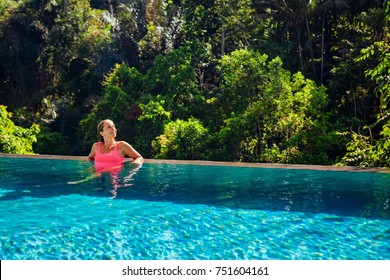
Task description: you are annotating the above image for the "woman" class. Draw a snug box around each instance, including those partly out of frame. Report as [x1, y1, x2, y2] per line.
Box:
[88, 119, 144, 168]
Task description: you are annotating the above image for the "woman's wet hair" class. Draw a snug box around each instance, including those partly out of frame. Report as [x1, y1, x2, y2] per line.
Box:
[97, 120, 106, 142]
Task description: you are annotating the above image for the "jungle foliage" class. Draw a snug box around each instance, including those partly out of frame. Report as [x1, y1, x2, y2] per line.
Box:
[0, 0, 389, 166]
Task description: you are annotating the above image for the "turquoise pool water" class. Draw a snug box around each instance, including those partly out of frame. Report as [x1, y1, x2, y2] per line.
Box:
[0, 157, 389, 260]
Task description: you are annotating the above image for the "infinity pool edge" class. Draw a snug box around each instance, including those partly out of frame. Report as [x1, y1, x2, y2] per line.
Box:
[1, 153, 389, 173]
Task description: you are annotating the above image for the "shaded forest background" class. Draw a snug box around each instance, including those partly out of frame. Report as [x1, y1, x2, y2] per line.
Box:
[0, 0, 389, 166]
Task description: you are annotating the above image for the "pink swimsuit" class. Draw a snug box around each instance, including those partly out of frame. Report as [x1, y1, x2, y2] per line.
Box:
[94, 142, 124, 172]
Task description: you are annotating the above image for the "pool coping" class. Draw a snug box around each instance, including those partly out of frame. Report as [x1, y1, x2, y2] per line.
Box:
[1, 153, 389, 173]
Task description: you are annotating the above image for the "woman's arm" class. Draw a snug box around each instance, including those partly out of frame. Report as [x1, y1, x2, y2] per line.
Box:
[119, 141, 144, 164]
[87, 143, 98, 161]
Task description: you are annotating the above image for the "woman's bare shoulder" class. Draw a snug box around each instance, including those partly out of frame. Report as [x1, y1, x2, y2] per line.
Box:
[91, 142, 100, 149]
[117, 140, 131, 147]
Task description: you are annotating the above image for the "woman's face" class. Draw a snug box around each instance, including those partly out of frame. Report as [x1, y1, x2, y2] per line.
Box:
[101, 120, 117, 138]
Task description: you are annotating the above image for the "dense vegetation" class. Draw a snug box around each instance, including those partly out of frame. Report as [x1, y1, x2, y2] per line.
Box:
[0, 0, 389, 166]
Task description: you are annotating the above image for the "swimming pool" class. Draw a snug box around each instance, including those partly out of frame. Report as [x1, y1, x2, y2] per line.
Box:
[0, 156, 389, 260]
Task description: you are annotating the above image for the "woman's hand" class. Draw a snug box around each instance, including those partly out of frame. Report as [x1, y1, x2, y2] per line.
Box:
[132, 156, 144, 165]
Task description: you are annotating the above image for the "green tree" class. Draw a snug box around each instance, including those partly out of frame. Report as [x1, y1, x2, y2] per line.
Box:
[152, 117, 211, 159]
[214, 0, 258, 57]
[38, 0, 113, 99]
[137, 45, 208, 156]
[255, 0, 318, 80]
[144, 46, 203, 120]
[216, 49, 331, 163]
[0, 0, 115, 155]
[136, 98, 172, 157]
[327, 6, 386, 122]
[0, 0, 49, 108]
[342, 0, 390, 167]
[137, 0, 183, 68]
[0, 105, 40, 154]
[80, 63, 144, 145]
[216, 49, 269, 118]
[81, 46, 206, 158]
[313, 0, 348, 83]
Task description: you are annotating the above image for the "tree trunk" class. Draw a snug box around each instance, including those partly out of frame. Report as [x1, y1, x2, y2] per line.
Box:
[221, 27, 225, 57]
[320, 10, 326, 83]
[305, 16, 317, 82]
[297, 33, 304, 71]
[63, 0, 69, 18]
